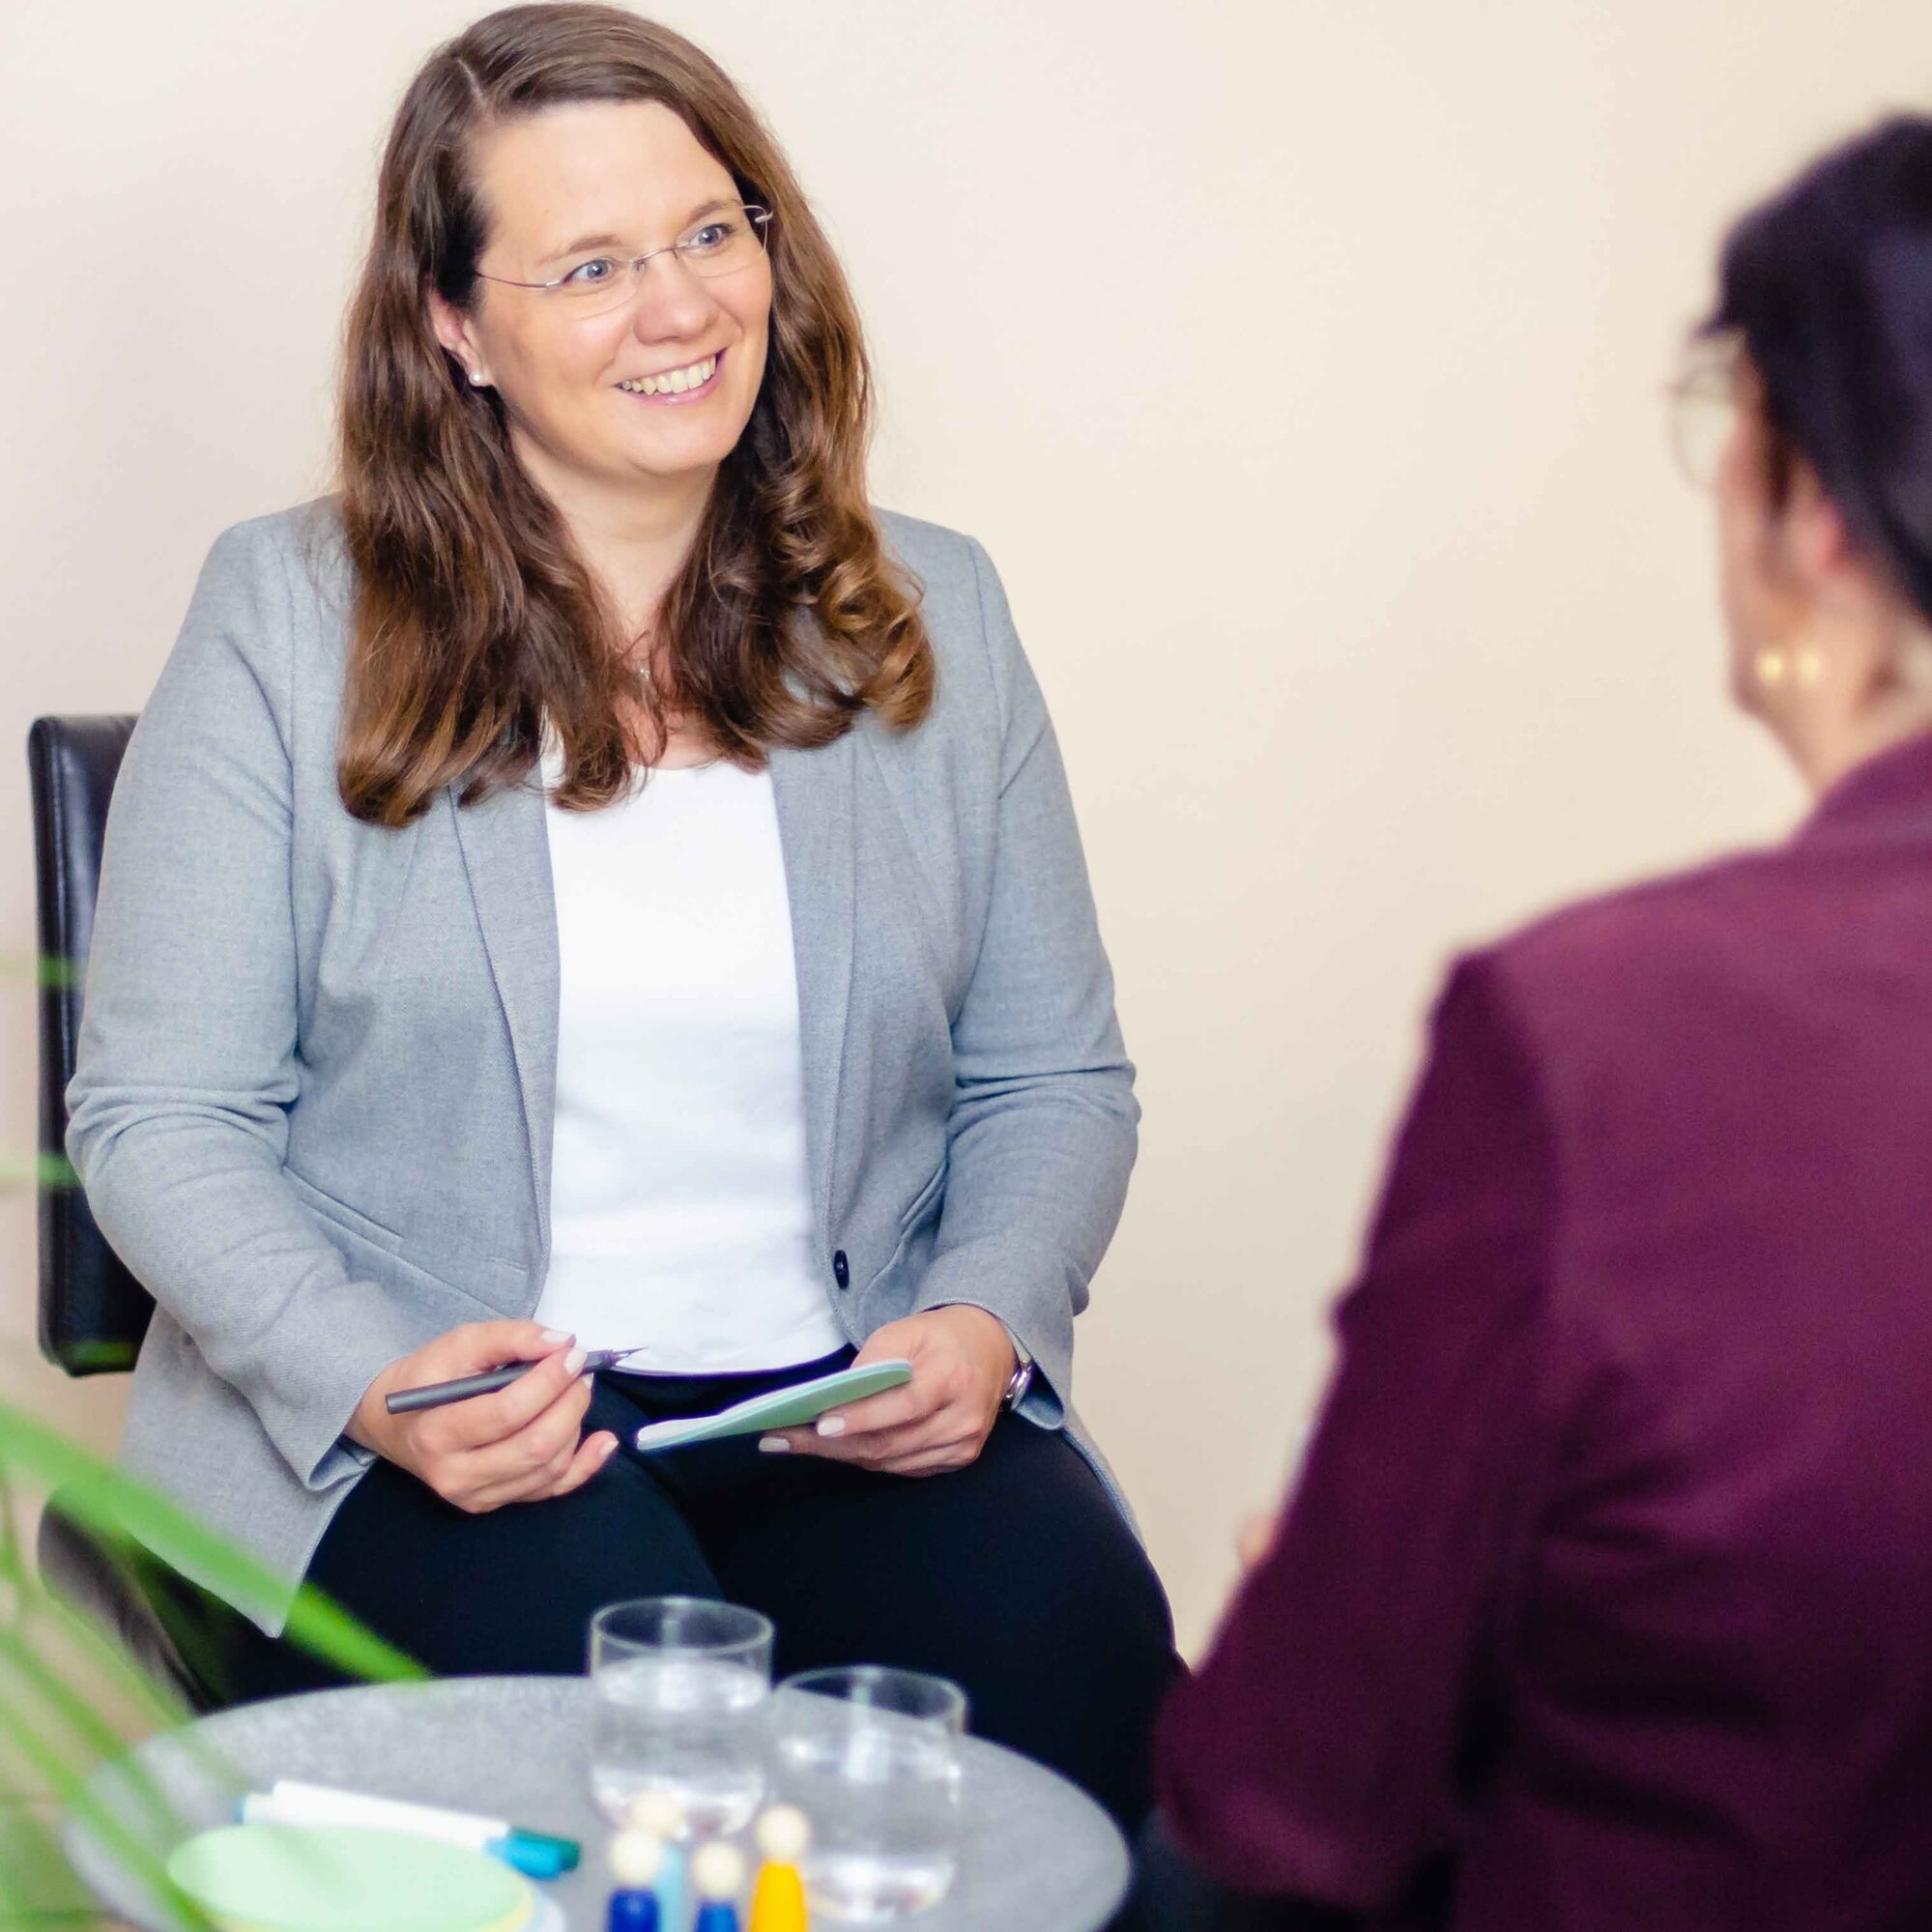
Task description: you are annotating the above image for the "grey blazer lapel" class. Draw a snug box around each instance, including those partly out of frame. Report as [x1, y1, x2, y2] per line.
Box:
[447, 778, 560, 1261]
[768, 733, 857, 1244]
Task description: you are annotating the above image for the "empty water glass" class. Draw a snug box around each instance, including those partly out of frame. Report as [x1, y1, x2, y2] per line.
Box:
[588, 1598, 774, 1833]
[766, 1666, 966, 1920]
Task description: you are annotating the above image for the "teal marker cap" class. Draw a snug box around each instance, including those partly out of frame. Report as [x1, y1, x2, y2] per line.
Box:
[488, 1829, 581, 1879]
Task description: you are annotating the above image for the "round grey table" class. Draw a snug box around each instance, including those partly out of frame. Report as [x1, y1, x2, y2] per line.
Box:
[65, 1676, 1130, 1931]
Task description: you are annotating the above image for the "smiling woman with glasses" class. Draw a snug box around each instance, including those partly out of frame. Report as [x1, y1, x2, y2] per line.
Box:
[67, 0, 1177, 1828]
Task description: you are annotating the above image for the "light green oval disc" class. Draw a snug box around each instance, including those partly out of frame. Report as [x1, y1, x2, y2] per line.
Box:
[166, 1823, 533, 1932]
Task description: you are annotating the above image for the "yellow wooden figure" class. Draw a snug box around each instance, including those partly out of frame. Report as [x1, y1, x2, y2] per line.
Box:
[748, 1806, 810, 1932]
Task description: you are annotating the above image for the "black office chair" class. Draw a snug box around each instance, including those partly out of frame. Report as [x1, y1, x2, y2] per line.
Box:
[28, 716, 333, 1711]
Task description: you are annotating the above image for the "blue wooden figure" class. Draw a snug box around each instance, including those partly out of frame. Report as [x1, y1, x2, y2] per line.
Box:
[691, 1841, 748, 1932]
[608, 1889, 661, 1932]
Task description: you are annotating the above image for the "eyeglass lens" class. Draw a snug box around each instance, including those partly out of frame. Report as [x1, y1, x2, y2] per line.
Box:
[1667, 337, 1743, 488]
[1669, 387, 1739, 488]
[556, 207, 769, 314]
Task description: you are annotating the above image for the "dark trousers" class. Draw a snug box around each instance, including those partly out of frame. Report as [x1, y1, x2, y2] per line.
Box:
[286, 1349, 1178, 1829]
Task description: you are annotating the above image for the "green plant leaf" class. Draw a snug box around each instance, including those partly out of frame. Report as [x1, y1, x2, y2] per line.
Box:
[0, 1409, 423, 1686]
[0, 1153, 78, 1193]
[0, 1397, 430, 1929]
[0, 951, 81, 991]
[0, 1802, 101, 1921]
[0, 1532, 191, 1741]
[0, 1622, 182, 1846]
[0, 1669, 209, 1928]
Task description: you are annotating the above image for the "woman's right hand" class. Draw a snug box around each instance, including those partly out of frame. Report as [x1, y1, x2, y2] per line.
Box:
[347, 1321, 619, 1513]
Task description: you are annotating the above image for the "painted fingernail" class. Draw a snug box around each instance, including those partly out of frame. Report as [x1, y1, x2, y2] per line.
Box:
[565, 1346, 587, 1374]
[759, 1435, 791, 1454]
[541, 1328, 571, 1345]
[816, 1416, 847, 1438]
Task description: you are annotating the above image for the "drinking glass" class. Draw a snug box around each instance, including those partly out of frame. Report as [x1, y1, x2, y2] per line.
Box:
[588, 1598, 774, 1833]
[766, 1666, 966, 1920]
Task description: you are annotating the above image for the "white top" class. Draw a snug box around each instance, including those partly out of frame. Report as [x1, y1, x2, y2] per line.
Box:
[532, 754, 850, 1371]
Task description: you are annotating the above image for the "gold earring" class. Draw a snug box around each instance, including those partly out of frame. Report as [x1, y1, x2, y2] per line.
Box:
[1755, 649, 1788, 687]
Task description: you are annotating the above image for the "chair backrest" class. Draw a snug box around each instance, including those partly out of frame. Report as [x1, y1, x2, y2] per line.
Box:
[27, 715, 151, 1374]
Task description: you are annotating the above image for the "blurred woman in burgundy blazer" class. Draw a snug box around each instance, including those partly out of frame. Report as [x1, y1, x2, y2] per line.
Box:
[1142, 120, 1932, 1931]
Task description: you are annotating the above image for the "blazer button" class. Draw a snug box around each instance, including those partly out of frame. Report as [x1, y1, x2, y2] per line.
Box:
[832, 1250, 851, 1289]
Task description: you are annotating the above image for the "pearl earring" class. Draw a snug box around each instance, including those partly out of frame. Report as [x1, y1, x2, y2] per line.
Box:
[468, 368, 489, 388]
[1754, 647, 1825, 692]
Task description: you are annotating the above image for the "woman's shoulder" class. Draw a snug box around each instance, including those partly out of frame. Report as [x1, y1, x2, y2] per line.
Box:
[1488, 840, 1798, 988]
[873, 505, 994, 648]
[873, 505, 978, 585]
[871, 505, 1032, 739]
[1451, 833, 1831, 1098]
[198, 495, 352, 612]
[151, 498, 357, 730]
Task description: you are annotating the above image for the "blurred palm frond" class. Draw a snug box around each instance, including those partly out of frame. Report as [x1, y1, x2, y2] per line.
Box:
[0, 1398, 427, 1927]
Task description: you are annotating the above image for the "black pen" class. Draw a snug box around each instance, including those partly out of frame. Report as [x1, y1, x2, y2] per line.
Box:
[385, 1345, 649, 1415]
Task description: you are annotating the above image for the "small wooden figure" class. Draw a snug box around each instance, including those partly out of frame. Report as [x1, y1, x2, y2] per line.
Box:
[624, 1797, 688, 1932]
[748, 1805, 811, 1932]
[607, 1889, 661, 1932]
[608, 1820, 665, 1932]
[691, 1840, 748, 1932]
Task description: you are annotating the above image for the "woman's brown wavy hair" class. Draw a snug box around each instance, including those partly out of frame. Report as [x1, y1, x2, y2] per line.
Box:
[336, 2, 933, 824]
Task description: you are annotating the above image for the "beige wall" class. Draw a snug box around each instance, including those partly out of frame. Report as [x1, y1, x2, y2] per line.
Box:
[1, 0, 1921, 1656]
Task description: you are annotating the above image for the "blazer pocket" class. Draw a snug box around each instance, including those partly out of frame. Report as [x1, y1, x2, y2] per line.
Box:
[864, 1161, 949, 1298]
[282, 1167, 405, 1254]
[897, 1159, 948, 1233]
[282, 1168, 523, 1314]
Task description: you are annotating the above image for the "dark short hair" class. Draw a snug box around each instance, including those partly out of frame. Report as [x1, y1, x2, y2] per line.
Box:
[1705, 116, 1932, 622]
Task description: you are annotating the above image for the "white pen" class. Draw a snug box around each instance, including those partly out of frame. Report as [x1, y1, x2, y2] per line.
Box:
[238, 1777, 579, 1879]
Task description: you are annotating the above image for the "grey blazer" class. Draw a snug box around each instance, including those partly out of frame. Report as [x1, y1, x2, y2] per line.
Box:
[67, 501, 1139, 1633]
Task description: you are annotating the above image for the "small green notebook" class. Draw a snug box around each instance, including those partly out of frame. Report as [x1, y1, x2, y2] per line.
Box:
[631, 1358, 913, 1452]
[166, 1823, 532, 1932]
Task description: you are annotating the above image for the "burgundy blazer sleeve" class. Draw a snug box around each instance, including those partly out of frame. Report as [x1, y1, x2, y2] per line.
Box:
[1156, 957, 1557, 1910]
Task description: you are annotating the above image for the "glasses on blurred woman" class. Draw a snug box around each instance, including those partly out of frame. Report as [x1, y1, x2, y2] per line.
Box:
[1667, 333, 1744, 487]
[476, 201, 773, 317]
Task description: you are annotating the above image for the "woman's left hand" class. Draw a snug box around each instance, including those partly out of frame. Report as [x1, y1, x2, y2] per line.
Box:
[761, 1306, 1016, 1476]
